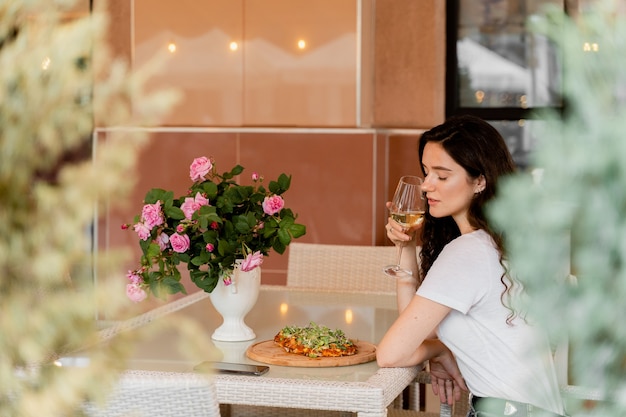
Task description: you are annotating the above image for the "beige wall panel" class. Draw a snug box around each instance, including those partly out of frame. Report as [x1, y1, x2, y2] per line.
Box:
[133, 0, 244, 125]
[243, 0, 357, 126]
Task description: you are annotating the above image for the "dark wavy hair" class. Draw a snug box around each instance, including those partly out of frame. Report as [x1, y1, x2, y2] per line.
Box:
[417, 115, 517, 321]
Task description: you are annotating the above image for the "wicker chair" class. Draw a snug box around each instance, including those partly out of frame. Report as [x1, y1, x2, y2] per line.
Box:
[83, 370, 221, 417]
[285, 242, 398, 294]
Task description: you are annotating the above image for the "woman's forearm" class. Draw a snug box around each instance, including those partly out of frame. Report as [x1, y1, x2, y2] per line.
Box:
[377, 296, 451, 368]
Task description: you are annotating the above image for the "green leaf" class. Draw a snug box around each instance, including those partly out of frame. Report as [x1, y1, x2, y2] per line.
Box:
[272, 239, 287, 255]
[197, 206, 220, 229]
[169, 266, 181, 281]
[145, 188, 172, 204]
[230, 165, 244, 177]
[165, 205, 184, 220]
[161, 277, 186, 295]
[202, 181, 218, 199]
[190, 255, 205, 266]
[139, 238, 151, 253]
[277, 228, 291, 246]
[277, 173, 291, 191]
[189, 269, 219, 293]
[198, 205, 217, 216]
[146, 242, 161, 259]
[281, 208, 296, 218]
[269, 174, 291, 194]
[234, 216, 252, 234]
[217, 239, 236, 257]
[289, 223, 307, 238]
[217, 195, 235, 214]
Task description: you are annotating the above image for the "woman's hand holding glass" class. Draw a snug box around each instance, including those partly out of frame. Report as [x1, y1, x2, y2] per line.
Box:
[383, 175, 426, 277]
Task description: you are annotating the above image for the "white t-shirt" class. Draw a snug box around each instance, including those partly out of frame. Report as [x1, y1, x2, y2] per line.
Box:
[417, 230, 564, 414]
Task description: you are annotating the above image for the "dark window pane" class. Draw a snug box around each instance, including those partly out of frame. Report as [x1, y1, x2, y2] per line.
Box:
[456, 0, 563, 109]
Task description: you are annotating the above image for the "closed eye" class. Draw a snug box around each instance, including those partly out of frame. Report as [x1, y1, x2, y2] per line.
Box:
[424, 170, 447, 181]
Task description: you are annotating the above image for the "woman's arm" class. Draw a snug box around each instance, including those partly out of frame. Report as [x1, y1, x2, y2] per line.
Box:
[376, 294, 451, 367]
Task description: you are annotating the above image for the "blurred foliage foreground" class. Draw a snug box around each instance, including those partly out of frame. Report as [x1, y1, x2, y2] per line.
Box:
[489, 3, 626, 416]
[0, 1, 212, 416]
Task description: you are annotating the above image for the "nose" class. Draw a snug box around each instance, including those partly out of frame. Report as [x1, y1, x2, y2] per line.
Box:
[421, 175, 435, 192]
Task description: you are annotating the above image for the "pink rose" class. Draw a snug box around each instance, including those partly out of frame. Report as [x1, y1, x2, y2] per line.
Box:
[141, 201, 164, 229]
[241, 251, 263, 272]
[126, 270, 142, 284]
[169, 233, 190, 253]
[223, 275, 232, 286]
[189, 156, 212, 182]
[205, 243, 214, 252]
[126, 283, 147, 303]
[156, 232, 169, 251]
[180, 197, 197, 220]
[194, 192, 208, 206]
[262, 195, 284, 215]
[251, 172, 259, 181]
[180, 192, 209, 220]
[133, 222, 151, 241]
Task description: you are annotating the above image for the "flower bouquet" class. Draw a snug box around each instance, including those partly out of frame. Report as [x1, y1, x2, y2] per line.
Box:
[124, 156, 306, 302]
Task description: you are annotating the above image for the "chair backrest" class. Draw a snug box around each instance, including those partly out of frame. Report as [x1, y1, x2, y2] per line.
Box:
[83, 370, 221, 417]
[286, 242, 402, 293]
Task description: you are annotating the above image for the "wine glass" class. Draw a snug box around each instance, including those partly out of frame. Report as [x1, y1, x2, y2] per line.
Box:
[383, 175, 426, 277]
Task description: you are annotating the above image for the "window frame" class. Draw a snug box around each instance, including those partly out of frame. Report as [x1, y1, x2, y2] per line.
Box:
[444, 0, 565, 121]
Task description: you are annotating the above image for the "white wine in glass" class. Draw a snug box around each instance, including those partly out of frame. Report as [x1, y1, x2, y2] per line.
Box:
[383, 176, 426, 277]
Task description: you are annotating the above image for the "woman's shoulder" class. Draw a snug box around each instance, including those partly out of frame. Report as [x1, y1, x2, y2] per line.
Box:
[447, 229, 494, 249]
[439, 229, 498, 263]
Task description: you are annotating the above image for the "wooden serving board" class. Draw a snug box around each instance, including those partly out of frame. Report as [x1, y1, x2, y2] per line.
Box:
[246, 340, 376, 368]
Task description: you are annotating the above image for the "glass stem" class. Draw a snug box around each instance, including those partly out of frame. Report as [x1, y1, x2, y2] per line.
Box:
[395, 243, 403, 267]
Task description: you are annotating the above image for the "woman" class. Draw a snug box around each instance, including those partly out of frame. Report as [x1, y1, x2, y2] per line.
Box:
[377, 115, 565, 417]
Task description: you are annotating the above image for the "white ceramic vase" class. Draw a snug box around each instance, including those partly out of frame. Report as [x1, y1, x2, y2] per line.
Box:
[209, 260, 261, 342]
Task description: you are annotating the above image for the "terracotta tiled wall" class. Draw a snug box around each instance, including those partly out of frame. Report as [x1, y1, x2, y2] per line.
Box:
[94, 1, 444, 287]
